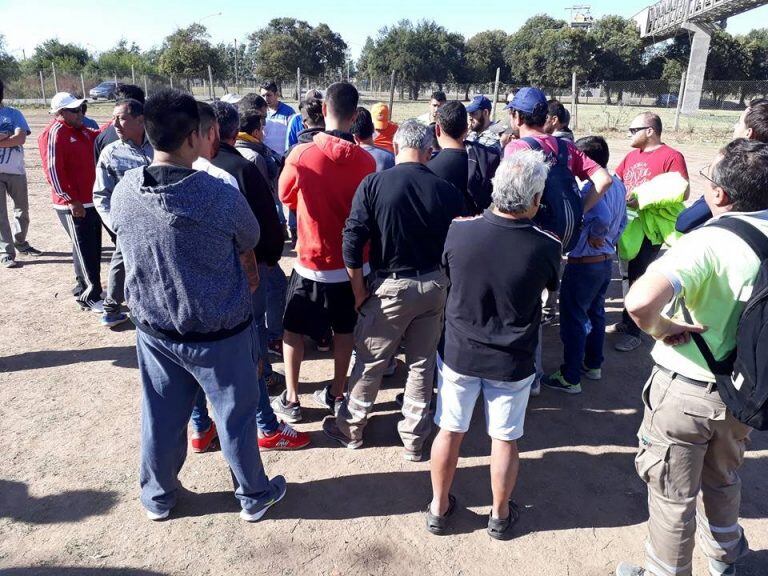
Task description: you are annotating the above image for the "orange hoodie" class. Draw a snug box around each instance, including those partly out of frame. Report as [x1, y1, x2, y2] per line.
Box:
[279, 131, 376, 281]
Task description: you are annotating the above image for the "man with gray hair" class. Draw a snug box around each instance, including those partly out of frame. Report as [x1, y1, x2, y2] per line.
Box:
[427, 150, 560, 539]
[323, 119, 465, 461]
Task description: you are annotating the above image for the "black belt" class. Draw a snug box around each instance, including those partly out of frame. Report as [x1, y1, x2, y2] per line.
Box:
[376, 265, 441, 279]
[656, 364, 715, 389]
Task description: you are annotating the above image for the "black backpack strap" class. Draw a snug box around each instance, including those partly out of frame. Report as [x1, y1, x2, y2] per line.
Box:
[521, 136, 542, 151]
[680, 302, 735, 375]
[707, 217, 768, 262]
[555, 138, 569, 168]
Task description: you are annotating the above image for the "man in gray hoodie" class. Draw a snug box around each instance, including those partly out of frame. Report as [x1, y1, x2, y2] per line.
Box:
[110, 89, 286, 522]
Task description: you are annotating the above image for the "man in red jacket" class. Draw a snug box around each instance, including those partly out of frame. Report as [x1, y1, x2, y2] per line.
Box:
[273, 82, 376, 423]
[38, 92, 102, 311]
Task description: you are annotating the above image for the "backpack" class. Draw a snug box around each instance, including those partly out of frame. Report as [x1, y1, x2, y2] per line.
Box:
[465, 140, 501, 215]
[686, 217, 768, 430]
[521, 136, 583, 252]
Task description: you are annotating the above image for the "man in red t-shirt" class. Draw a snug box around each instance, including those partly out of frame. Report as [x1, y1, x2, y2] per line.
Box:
[611, 112, 689, 352]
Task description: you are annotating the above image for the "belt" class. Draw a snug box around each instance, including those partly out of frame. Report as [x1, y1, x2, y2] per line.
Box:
[376, 264, 441, 279]
[655, 364, 715, 390]
[567, 254, 611, 264]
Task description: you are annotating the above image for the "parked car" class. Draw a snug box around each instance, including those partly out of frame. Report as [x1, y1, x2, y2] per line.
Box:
[89, 81, 121, 100]
[655, 93, 678, 107]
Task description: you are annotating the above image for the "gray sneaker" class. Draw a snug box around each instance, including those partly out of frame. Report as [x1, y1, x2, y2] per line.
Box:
[615, 563, 645, 576]
[270, 390, 302, 423]
[709, 559, 736, 576]
[581, 363, 602, 380]
[240, 475, 287, 522]
[322, 417, 362, 449]
[311, 386, 343, 416]
[615, 334, 642, 352]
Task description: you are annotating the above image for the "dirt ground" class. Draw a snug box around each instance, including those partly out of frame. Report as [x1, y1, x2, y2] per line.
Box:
[1, 109, 767, 576]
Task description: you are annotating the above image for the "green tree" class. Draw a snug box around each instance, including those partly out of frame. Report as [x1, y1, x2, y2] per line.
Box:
[504, 14, 567, 85]
[464, 30, 509, 98]
[362, 20, 465, 100]
[521, 27, 596, 91]
[159, 24, 223, 87]
[27, 39, 92, 73]
[93, 39, 154, 77]
[0, 35, 20, 81]
[246, 18, 347, 87]
[590, 16, 644, 102]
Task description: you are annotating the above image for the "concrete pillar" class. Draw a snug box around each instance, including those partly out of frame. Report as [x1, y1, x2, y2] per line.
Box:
[681, 22, 712, 115]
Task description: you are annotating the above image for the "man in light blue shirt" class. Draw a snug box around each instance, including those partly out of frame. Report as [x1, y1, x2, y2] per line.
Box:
[0, 79, 43, 267]
[544, 135, 627, 394]
[260, 81, 295, 155]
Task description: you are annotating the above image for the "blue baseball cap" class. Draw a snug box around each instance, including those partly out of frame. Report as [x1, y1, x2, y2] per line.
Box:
[505, 87, 548, 114]
[466, 95, 492, 113]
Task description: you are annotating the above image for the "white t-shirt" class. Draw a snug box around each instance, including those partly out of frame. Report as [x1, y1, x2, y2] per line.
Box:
[192, 157, 239, 191]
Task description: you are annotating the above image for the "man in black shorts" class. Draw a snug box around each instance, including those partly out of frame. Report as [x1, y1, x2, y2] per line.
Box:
[273, 82, 376, 423]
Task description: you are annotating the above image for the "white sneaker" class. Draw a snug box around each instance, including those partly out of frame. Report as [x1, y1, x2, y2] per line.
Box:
[88, 300, 105, 313]
[145, 508, 170, 521]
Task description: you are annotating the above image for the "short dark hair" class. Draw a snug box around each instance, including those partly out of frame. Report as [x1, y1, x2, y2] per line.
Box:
[575, 135, 609, 168]
[116, 98, 144, 117]
[745, 99, 768, 143]
[116, 84, 145, 104]
[431, 90, 446, 103]
[641, 112, 663, 136]
[260, 81, 278, 94]
[212, 101, 240, 141]
[143, 89, 199, 152]
[302, 98, 324, 128]
[0, 79, 4, 102]
[197, 101, 217, 134]
[240, 93, 267, 114]
[351, 107, 374, 140]
[325, 82, 358, 120]
[547, 99, 568, 124]
[239, 108, 262, 134]
[713, 138, 768, 212]
[436, 101, 467, 139]
[513, 105, 548, 128]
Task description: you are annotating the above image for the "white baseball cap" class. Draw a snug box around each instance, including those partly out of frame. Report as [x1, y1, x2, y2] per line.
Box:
[221, 93, 243, 104]
[50, 92, 86, 114]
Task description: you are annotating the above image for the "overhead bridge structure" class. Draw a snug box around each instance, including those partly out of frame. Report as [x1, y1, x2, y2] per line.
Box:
[633, 0, 768, 113]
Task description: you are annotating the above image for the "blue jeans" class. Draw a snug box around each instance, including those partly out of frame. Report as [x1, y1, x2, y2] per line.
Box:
[559, 259, 613, 384]
[190, 320, 279, 435]
[136, 324, 274, 515]
[261, 263, 287, 344]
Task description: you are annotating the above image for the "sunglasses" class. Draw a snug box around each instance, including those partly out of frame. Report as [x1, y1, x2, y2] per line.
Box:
[628, 126, 651, 134]
[63, 107, 82, 114]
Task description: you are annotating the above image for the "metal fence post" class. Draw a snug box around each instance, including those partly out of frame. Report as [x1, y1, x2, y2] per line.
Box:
[131, 64, 136, 84]
[571, 71, 578, 131]
[39, 71, 46, 104]
[296, 67, 301, 100]
[208, 65, 214, 100]
[144, 75, 149, 98]
[80, 74, 86, 99]
[491, 67, 501, 121]
[51, 62, 58, 93]
[388, 70, 396, 118]
[674, 72, 686, 131]
[170, 75, 174, 89]
[114, 72, 118, 88]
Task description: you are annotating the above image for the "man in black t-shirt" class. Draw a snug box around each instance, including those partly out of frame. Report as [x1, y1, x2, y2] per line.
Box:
[428, 101, 469, 199]
[426, 149, 560, 540]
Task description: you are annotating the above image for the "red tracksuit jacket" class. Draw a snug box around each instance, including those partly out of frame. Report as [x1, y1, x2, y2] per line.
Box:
[38, 119, 99, 209]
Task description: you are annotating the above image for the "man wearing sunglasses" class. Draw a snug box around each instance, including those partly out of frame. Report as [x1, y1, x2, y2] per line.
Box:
[38, 92, 103, 312]
[611, 112, 689, 353]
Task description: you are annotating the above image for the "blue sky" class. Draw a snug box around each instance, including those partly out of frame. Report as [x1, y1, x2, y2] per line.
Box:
[1, 0, 767, 59]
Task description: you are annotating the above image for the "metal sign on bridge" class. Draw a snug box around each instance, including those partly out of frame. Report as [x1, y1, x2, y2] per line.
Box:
[633, 0, 768, 113]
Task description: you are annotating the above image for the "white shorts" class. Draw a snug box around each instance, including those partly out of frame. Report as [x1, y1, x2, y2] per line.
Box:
[434, 356, 534, 441]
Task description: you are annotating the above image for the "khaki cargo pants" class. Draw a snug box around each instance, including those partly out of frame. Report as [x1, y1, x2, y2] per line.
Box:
[336, 270, 448, 453]
[636, 367, 752, 576]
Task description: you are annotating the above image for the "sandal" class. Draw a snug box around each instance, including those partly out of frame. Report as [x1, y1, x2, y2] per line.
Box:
[487, 499, 520, 540]
[425, 494, 456, 535]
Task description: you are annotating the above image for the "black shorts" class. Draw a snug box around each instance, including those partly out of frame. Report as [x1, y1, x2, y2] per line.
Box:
[282, 271, 357, 339]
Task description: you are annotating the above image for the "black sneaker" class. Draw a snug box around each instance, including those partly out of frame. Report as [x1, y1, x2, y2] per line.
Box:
[322, 417, 362, 449]
[17, 244, 43, 256]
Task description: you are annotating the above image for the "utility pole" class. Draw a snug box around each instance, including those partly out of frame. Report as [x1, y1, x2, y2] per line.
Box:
[51, 62, 58, 93]
[39, 71, 46, 104]
[208, 65, 215, 100]
[233, 38, 239, 92]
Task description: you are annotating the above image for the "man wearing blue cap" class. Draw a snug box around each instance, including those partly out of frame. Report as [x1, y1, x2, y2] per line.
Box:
[465, 95, 500, 151]
[504, 86, 613, 395]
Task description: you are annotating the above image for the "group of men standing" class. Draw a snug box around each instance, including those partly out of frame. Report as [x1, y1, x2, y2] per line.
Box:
[5, 71, 768, 576]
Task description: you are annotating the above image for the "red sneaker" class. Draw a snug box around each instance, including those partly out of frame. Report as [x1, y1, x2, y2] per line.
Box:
[258, 422, 310, 450]
[190, 422, 218, 453]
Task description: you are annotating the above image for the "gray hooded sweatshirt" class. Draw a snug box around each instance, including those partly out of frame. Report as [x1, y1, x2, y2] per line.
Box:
[111, 166, 260, 340]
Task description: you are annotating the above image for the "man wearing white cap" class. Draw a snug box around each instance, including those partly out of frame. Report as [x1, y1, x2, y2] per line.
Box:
[38, 92, 103, 311]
